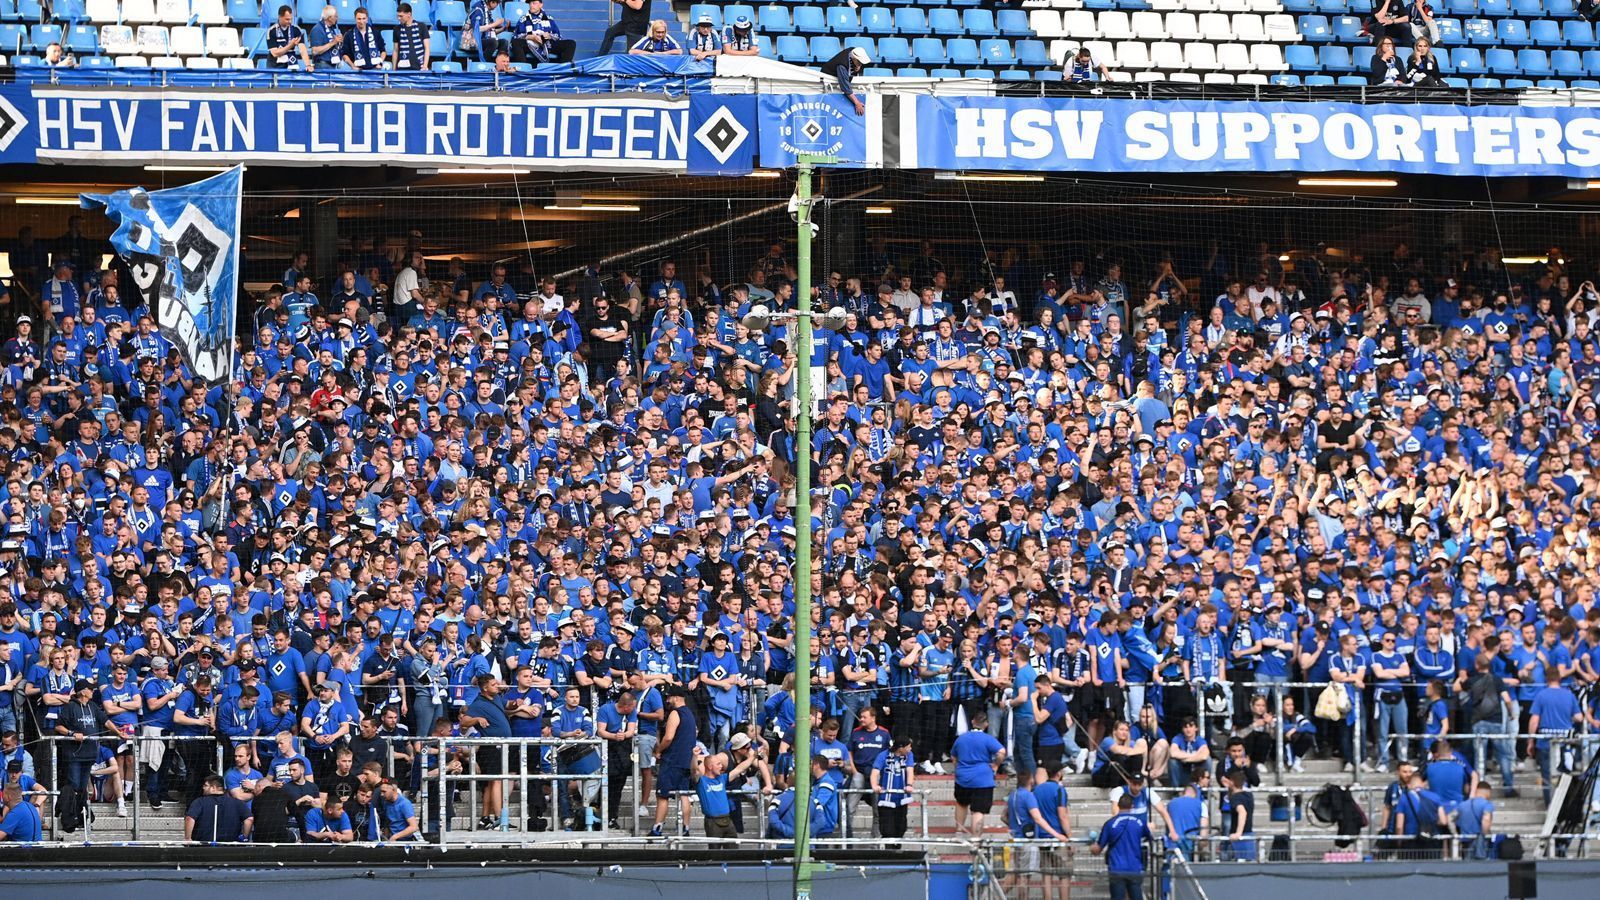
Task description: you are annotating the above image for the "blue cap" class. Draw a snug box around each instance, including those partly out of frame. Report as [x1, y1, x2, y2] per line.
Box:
[732, 15, 752, 28]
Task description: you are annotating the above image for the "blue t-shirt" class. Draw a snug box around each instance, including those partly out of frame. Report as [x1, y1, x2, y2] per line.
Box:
[1037, 692, 1069, 747]
[1032, 779, 1069, 835]
[1096, 811, 1154, 874]
[698, 772, 733, 817]
[951, 729, 1003, 788]
[1529, 687, 1581, 745]
[1006, 786, 1040, 837]
[0, 800, 43, 840]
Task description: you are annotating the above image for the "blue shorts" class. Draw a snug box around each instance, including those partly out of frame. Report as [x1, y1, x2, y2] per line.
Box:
[657, 764, 692, 797]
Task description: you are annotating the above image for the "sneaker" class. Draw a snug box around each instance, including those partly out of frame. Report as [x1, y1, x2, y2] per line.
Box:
[649, 824, 664, 837]
[1074, 749, 1092, 773]
[117, 800, 129, 818]
[1290, 760, 1305, 773]
[1360, 761, 1379, 773]
[608, 818, 621, 830]
[477, 815, 497, 830]
[1503, 787, 1520, 798]
[934, 762, 947, 774]
[919, 761, 936, 775]
[681, 827, 691, 837]
[148, 795, 162, 810]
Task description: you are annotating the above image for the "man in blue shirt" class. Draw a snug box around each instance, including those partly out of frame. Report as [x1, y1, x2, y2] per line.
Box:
[308, 5, 347, 69]
[950, 712, 1005, 836]
[0, 782, 42, 840]
[692, 742, 757, 847]
[1526, 670, 1582, 801]
[266, 4, 312, 71]
[1094, 793, 1155, 900]
[459, 675, 512, 829]
[870, 734, 915, 840]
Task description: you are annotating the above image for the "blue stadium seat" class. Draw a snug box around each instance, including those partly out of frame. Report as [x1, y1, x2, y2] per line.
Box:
[64, 24, 98, 53]
[0, 0, 16, 22]
[792, 6, 827, 34]
[1496, 19, 1529, 47]
[843, 35, 875, 56]
[1504, 77, 1535, 88]
[877, 35, 911, 63]
[1035, 68, 1063, 81]
[1286, 44, 1317, 69]
[1463, 18, 1495, 44]
[0, 23, 24, 52]
[825, 6, 857, 33]
[689, 5, 721, 28]
[996, 9, 1030, 36]
[980, 38, 1014, 65]
[928, 8, 962, 35]
[410, 0, 434, 24]
[775, 34, 810, 62]
[241, 26, 267, 54]
[1518, 48, 1552, 76]
[80, 54, 113, 67]
[1484, 46, 1517, 75]
[1347, 0, 1373, 13]
[29, 23, 60, 52]
[1315, 0, 1346, 12]
[1553, 48, 1584, 77]
[1441, 0, 1476, 14]
[1574, 78, 1600, 87]
[1304, 74, 1336, 85]
[1330, 15, 1363, 42]
[759, 6, 793, 35]
[860, 66, 891, 75]
[467, 61, 495, 72]
[998, 68, 1030, 80]
[13, 0, 35, 21]
[1477, 0, 1509, 15]
[1270, 73, 1302, 86]
[926, 67, 960, 78]
[428, 29, 446, 57]
[1299, 15, 1331, 42]
[1336, 75, 1366, 85]
[435, 1, 467, 28]
[1443, 76, 1470, 87]
[911, 37, 946, 64]
[1582, 49, 1600, 75]
[1430, 46, 1448, 69]
[1537, 79, 1568, 89]
[892, 7, 926, 35]
[296, 0, 323, 24]
[861, 7, 893, 35]
[1548, 0, 1576, 13]
[227, 0, 258, 23]
[757, 35, 773, 56]
[433, 60, 463, 72]
[809, 35, 841, 59]
[1450, 46, 1485, 74]
[1512, 0, 1545, 14]
[724, 4, 756, 26]
[962, 9, 998, 37]
[1564, 20, 1598, 48]
[1436, 18, 1463, 44]
[332, 0, 363, 21]
[504, 1, 528, 21]
[889, 66, 922, 77]
[1351, 45, 1373, 71]
[1318, 44, 1353, 72]
[367, 0, 399, 26]
[1016, 38, 1051, 67]
[1281, 0, 1316, 12]
[963, 69, 995, 80]
[947, 37, 981, 66]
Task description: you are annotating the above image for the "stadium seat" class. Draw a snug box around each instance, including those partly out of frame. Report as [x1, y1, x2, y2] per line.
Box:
[1565, 20, 1598, 49]
[1536, 78, 1567, 89]
[1028, 10, 1062, 38]
[843, 35, 875, 57]
[928, 9, 961, 36]
[963, 9, 998, 37]
[28, 23, 60, 52]
[1547, 0, 1576, 13]
[115, 54, 150, 65]
[1504, 77, 1534, 88]
[925, 67, 959, 78]
[186, 54, 219, 67]
[1048, 39, 1080, 63]
[861, 6, 893, 35]
[226, 0, 258, 23]
[1496, 19, 1529, 48]
[1116, 40, 1150, 69]
[1298, 15, 1331, 42]
[1016, 39, 1052, 66]
[85, 0, 120, 21]
[192, 0, 228, 24]
[1441, 0, 1476, 14]
[1450, 46, 1485, 74]
[1517, 48, 1552, 76]
[1150, 40, 1184, 68]
[1206, 72, 1238, 84]
[206, 25, 243, 55]
[1062, 11, 1099, 39]
[1264, 14, 1299, 41]
[1484, 46, 1517, 76]
[998, 68, 1030, 80]
[1217, 42, 1251, 70]
[1280, 0, 1316, 10]
[1553, 48, 1584, 78]
[759, 6, 793, 34]
[859, 66, 890, 76]
[1036, 68, 1064, 81]
[1315, 0, 1347, 11]
[1529, 20, 1563, 49]
[792, 6, 826, 34]
[1250, 42, 1286, 70]
[1165, 12, 1198, 41]
[1318, 43, 1352, 72]
[170, 24, 204, 55]
[1184, 41, 1217, 69]
[1198, 12, 1232, 39]
[809, 35, 841, 59]
[80, 54, 114, 66]
[431, 60, 462, 71]
[64, 24, 99, 53]
[1572, 78, 1600, 87]
[1304, 73, 1335, 84]
[724, 5, 756, 26]
[467, 60, 495, 72]
[892, 8, 926, 35]
[775, 34, 809, 62]
[137, 24, 170, 55]
[1099, 12, 1133, 41]
[947, 37, 980, 66]
[367, 0, 399, 25]
[1285, 42, 1316, 68]
[1333, 74, 1363, 84]
[877, 35, 911, 63]
[996, 9, 1030, 36]
[436, 1, 468, 27]
[157, 0, 190, 24]
[0, 0, 14, 22]
[1351, 44, 1372, 71]
[963, 69, 995, 80]
[824, 6, 856, 33]
[1170, 71, 1202, 82]
[1478, 0, 1509, 14]
[1270, 72, 1301, 85]
[911, 36, 946, 64]
[1329, 15, 1362, 42]
[408, 0, 432, 24]
[1464, 18, 1495, 45]
[98, 24, 136, 54]
[1436, 18, 1463, 44]
[0, 22, 22, 53]
[1232, 13, 1266, 42]
[1582, 49, 1600, 74]
[982, 38, 1016, 65]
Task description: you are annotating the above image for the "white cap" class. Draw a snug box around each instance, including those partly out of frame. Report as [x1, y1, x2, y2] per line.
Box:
[850, 47, 871, 65]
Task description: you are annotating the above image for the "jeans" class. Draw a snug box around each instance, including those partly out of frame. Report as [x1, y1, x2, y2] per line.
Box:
[1012, 714, 1037, 777]
[1109, 873, 1145, 900]
[0, 705, 16, 735]
[1473, 718, 1514, 788]
[1374, 698, 1407, 765]
[1126, 683, 1147, 723]
[839, 691, 870, 740]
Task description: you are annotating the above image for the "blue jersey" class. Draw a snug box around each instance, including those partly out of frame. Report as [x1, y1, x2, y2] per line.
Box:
[1095, 811, 1154, 874]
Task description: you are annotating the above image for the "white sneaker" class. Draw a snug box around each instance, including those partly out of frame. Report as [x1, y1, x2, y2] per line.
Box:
[934, 762, 948, 775]
[919, 761, 936, 775]
[1074, 749, 1092, 773]
[1360, 761, 1379, 773]
[1291, 760, 1305, 773]
[116, 800, 129, 818]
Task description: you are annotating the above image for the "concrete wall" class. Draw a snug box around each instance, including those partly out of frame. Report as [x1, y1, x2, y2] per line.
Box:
[1175, 860, 1598, 900]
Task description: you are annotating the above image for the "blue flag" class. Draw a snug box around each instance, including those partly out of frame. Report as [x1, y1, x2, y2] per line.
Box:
[81, 166, 243, 384]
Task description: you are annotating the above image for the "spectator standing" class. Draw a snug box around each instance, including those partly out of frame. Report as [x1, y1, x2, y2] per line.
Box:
[1065, 46, 1109, 84]
[309, 6, 347, 69]
[598, 0, 649, 55]
[184, 775, 252, 843]
[466, 0, 511, 64]
[651, 686, 696, 837]
[950, 712, 1005, 836]
[392, 3, 431, 71]
[1093, 793, 1155, 900]
[267, 4, 312, 71]
[870, 733, 916, 840]
[343, 6, 387, 69]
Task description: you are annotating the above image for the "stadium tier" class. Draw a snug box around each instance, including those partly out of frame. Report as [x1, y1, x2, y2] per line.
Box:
[0, 0, 1598, 84]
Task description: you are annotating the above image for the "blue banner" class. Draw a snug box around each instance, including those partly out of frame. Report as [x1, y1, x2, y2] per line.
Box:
[758, 93, 871, 168]
[908, 96, 1600, 177]
[688, 94, 757, 176]
[81, 166, 243, 384]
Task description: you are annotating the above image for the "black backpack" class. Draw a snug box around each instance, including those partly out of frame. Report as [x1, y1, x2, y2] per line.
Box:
[56, 783, 85, 833]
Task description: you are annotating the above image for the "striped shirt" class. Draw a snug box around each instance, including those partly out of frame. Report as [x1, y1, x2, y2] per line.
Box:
[393, 22, 429, 69]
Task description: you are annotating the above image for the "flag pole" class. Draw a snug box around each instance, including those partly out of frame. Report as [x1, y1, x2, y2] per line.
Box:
[217, 164, 245, 536]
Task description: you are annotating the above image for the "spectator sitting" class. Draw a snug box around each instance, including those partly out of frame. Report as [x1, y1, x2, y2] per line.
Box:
[514, 0, 575, 65]
[42, 42, 74, 68]
[629, 19, 683, 56]
[722, 15, 759, 57]
[1369, 36, 1404, 86]
[687, 14, 723, 61]
[467, 0, 512, 64]
[1406, 38, 1444, 87]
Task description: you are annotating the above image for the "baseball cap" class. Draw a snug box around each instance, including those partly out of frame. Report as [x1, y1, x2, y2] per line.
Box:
[729, 733, 752, 751]
[697, 13, 713, 24]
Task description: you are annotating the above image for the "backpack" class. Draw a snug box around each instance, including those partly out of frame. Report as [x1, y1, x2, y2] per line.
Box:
[56, 783, 85, 833]
[1308, 784, 1368, 848]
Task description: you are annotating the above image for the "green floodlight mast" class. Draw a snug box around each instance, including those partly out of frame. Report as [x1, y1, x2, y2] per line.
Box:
[738, 152, 843, 900]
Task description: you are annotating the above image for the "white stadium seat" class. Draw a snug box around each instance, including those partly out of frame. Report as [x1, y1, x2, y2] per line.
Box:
[170, 25, 205, 56]
[1217, 43, 1253, 70]
[1131, 11, 1165, 40]
[1203, 71, 1236, 84]
[1166, 12, 1198, 42]
[136, 24, 170, 56]
[1198, 12, 1234, 41]
[86, 0, 122, 23]
[1048, 39, 1080, 61]
[1117, 40, 1152, 69]
[207, 25, 245, 55]
[99, 25, 137, 54]
[1150, 41, 1185, 69]
[157, 0, 191, 25]
[122, 0, 161, 24]
[224, 56, 255, 69]
[1251, 43, 1287, 71]
[1232, 14, 1267, 43]
[193, 0, 230, 24]
[1098, 11, 1133, 41]
[1238, 72, 1269, 84]
[1184, 41, 1218, 70]
[1170, 71, 1201, 82]
[1030, 10, 1063, 38]
[1134, 70, 1165, 81]
[1061, 10, 1098, 39]
[186, 55, 220, 68]
[115, 54, 150, 66]
[151, 55, 185, 68]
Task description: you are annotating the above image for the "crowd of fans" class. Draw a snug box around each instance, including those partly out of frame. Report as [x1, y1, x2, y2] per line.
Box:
[0, 209, 1596, 846]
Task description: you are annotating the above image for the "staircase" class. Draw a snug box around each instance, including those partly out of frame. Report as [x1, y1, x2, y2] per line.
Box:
[565, 0, 678, 60]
